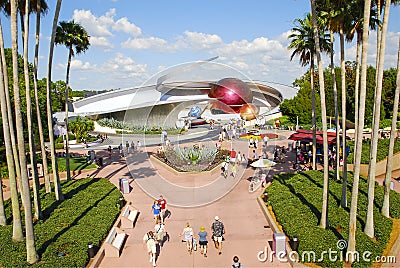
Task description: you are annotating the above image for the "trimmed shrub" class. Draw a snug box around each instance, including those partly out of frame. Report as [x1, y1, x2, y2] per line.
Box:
[0, 178, 122, 267]
[267, 171, 400, 267]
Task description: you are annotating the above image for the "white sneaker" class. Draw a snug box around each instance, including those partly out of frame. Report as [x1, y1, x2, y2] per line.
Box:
[149, 257, 153, 262]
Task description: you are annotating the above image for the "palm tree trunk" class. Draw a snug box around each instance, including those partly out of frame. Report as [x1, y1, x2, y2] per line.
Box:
[382, 39, 400, 217]
[0, 178, 5, 225]
[310, 0, 329, 229]
[340, 29, 348, 207]
[10, 0, 38, 263]
[47, 0, 64, 201]
[329, 30, 340, 182]
[348, 0, 372, 257]
[64, 47, 72, 181]
[311, 57, 317, 170]
[0, 18, 21, 186]
[364, 0, 391, 238]
[33, 0, 51, 193]
[23, 0, 42, 221]
[0, 18, 23, 241]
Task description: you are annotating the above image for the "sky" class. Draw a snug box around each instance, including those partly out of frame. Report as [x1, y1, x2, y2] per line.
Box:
[2, 0, 400, 91]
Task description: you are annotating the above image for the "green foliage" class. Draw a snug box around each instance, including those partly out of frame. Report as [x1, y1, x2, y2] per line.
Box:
[267, 171, 399, 267]
[347, 138, 400, 164]
[0, 178, 122, 267]
[98, 117, 182, 134]
[68, 116, 95, 142]
[280, 63, 396, 126]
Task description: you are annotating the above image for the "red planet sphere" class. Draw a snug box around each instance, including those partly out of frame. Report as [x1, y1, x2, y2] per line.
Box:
[239, 103, 258, 120]
[208, 78, 253, 106]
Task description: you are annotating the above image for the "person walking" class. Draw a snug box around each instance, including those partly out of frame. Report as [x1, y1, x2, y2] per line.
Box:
[231, 162, 237, 178]
[211, 216, 225, 255]
[154, 218, 166, 248]
[143, 231, 157, 267]
[107, 145, 112, 158]
[232, 255, 243, 268]
[137, 140, 142, 152]
[126, 140, 130, 154]
[151, 200, 161, 223]
[157, 195, 167, 223]
[118, 143, 123, 157]
[198, 226, 208, 257]
[180, 223, 194, 254]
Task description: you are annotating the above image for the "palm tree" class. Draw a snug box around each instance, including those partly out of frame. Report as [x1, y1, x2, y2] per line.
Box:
[22, 0, 42, 220]
[33, 0, 51, 193]
[0, 178, 5, 226]
[364, 0, 392, 238]
[47, 0, 63, 201]
[55, 20, 90, 181]
[348, 0, 372, 257]
[0, 16, 24, 241]
[310, 0, 330, 229]
[10, 0, 38, 263]
[288, 13, 329, 171]
[382, 39, 400, 217]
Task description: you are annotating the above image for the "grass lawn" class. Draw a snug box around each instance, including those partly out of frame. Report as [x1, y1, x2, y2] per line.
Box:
[54, 156, 98, 173]
[0, 178, 122, 267]
[267, 170, 400, 267]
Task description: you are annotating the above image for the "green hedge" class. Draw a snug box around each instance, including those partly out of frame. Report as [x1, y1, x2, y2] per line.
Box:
[267, 171, 400, 267]
[347, 138, 400, 164]
[0, 178, 122, 267]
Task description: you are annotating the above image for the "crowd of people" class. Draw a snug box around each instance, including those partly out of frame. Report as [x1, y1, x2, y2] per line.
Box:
[141, 195, 230, 267]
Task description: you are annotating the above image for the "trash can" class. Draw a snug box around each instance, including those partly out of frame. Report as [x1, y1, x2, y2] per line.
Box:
[98, 157, 103, 167]
[292, 235, 299, 251]
[88, 242, 95, 258]
[119, 197, 125, 209]
[262, 192, 269, 203]
[119, 178, 130, 194]
[273, 233, 286, 257]
[288, 141, 293, 152]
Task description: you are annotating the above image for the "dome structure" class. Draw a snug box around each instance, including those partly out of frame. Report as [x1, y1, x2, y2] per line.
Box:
[208, 78, 253, 106]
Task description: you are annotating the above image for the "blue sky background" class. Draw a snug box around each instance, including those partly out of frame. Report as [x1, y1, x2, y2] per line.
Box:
[2, 0, 400, 90]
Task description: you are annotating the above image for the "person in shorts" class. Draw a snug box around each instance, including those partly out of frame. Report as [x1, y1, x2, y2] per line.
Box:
[180, 222, 194, 254]
[211, 216, 225, 255]
[151, 200, 161, 223]
[143, 231, 157, 267]
[198, 226, 208, 257]
[157, 195, 167, 223]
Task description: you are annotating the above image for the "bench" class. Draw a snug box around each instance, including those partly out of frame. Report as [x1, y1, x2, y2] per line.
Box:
[120, 205, 139, 228]
[104, 226, 127, 257]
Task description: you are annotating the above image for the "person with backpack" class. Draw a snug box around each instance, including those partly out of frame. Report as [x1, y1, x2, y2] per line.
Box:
[211, 216, 225, 255]
[143, 231, 157, 267]
[232, 255, 243, 268]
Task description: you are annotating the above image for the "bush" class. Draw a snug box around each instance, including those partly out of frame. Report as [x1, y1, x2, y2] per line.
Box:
[0, 178, 122, 267]
[267, 171, 400, 267]
[347, 138, 400, 164]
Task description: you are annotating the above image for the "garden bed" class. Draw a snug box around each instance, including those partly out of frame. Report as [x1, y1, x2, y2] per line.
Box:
[0, 178, 122, 267]
[266, 170, 400, 267]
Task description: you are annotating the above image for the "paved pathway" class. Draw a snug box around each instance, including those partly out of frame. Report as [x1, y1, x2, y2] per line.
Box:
[74, 129, 295, 267]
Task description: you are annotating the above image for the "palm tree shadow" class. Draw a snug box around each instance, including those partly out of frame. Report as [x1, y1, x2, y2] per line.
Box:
[37, 186, 115, 257]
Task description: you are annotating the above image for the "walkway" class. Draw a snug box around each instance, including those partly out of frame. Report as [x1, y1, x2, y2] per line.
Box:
[76, 129, 295, 267]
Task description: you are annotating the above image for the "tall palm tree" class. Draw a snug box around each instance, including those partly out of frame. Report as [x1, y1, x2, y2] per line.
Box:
[22, 0, 42, 220]
[0, 16, 23, 241]
[288, 13, 329, 171]
[364, 0, 392, 238]
[10, 0, 38, 263]
[348, 0, 372, 257]
[310, 0, 330, 229]
[55, 20, 90, 181]
[0, 178, 5, 226]
[47, 0, 63, 201]
[33, 0, 51, 193]
[382, 39, 400, 217]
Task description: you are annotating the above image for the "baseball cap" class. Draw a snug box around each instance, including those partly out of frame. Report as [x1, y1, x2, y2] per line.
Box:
[215, 216, 219, 220]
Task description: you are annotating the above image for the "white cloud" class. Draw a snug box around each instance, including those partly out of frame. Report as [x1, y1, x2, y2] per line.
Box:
[113, 17, 141, 36]
[102, 53, 148, 78]
[71, 60, 93, 70]
[179, 31, 223, 50]
[73, 9, 113, 37]
[121, 37, 168, 51]
[90, 36, 114, 50]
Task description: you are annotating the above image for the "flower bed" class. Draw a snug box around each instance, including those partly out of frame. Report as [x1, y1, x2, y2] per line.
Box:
[239, 133, 278, 140]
